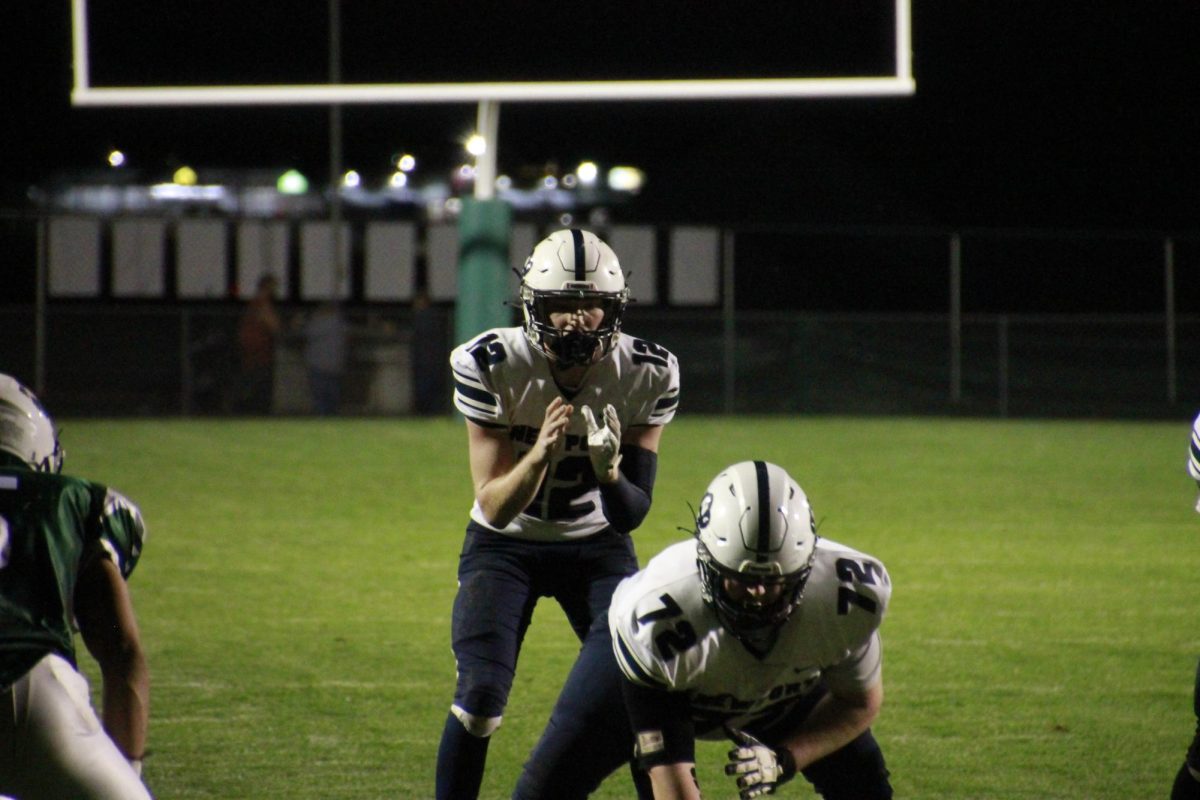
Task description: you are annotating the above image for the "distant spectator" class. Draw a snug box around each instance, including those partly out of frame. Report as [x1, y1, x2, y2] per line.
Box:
[304, 303, 348, 416]
[237, 274, 281, 414]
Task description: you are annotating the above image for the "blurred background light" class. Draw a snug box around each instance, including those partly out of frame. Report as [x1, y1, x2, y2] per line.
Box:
[172, 165, 197, 186]
[607, 166, 644, 192]
[576, 161, 598, 185]
[276, 168, 308, 194]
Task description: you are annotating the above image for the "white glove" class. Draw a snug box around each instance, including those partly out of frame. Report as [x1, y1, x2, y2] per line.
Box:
[724, 728, 797, 799]
[582, 404, 622, 482]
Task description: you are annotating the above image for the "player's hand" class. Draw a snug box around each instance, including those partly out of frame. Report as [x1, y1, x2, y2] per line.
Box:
[724, 728, 797, 799]
[533, 397, 573, 464]
[582, 403, 622, 483]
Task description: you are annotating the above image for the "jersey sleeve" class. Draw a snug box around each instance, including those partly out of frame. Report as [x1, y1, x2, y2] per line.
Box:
[89, 484, 146, 579]
[821, 548, 891, 694]
[627, 337, 680, 428]
[1188, 412, 1200, 481]
[821, 630, 883, 696]
[450, 333, 505, 428]
[609, 583, 674, 690]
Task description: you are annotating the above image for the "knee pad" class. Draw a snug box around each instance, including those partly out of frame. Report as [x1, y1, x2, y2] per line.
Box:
[451, 704, 502, 738]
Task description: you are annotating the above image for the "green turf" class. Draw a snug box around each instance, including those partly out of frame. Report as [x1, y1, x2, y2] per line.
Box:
[61, 415, 1200, 799]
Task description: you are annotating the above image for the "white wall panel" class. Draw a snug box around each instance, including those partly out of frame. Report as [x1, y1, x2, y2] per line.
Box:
[48, 216, 101, 297]
[608, 225, 657, 305]
[669, 227, 720, 305]
[112, 218, 165, 297]
[176, 220, 228, 298]
[300, 221, 352, 300]
[364, 221, 416, 301]
[236, 220, 290, 298]
[426, 223, 459, 301]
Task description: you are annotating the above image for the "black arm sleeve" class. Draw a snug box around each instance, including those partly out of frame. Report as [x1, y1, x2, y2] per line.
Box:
[619, 676, 696, 769]
[598, 445, 658, 534]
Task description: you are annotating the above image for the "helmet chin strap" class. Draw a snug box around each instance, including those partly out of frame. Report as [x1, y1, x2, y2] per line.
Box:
[548, 330, 600, 367]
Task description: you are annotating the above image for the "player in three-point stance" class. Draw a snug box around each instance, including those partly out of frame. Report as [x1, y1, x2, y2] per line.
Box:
[0, 374, 153, 800]
[1171, 412, 1200, 799]
[434, 229, 679, 799]
[515, 460, 892, 799]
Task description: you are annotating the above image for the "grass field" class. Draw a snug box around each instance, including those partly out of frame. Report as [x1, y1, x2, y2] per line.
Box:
[61, 414, 1200, 799]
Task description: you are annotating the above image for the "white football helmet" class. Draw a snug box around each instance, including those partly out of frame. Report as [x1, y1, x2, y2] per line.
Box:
[694, 461, 817, 636]
[518, 228, 629, 367]
[0, 374, 63, 473]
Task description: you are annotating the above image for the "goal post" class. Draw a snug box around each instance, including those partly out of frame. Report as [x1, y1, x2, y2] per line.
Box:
[65, 0, 915, 349]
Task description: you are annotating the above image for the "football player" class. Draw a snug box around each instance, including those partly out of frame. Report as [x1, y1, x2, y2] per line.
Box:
[0, 374, 153, 800]
[435, 229, 680, 799]
[1171, 412, 1200, 799]
[513, 460, 892, 800]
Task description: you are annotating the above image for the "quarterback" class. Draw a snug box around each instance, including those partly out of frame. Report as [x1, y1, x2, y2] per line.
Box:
[0, 374, 152, 800]
[435, 229, 679, 799]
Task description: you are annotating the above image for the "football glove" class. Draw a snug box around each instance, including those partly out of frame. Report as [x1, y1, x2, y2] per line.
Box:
[724, 727, 797, 799]
[582, 404, 622, 482]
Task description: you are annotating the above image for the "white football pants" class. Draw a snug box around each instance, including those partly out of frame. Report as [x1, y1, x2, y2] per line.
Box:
[0, 654, 151, 800]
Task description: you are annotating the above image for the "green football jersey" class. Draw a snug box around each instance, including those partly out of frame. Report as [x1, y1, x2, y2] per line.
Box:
[0, 466, 146, 689]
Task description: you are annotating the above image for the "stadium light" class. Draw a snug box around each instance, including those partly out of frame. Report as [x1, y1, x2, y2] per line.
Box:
[606, 166, 644, 192]
[107, 149, 125, 167]
[276, 169, 308, 194]
[173, 165, 197, 185]
[576, 161, 599, 185]
[465, 134, 487, 157]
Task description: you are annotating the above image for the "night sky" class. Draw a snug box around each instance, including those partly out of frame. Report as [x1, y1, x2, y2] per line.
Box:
[5, 2, 1197, 232]
[3, 3, 1200, 315]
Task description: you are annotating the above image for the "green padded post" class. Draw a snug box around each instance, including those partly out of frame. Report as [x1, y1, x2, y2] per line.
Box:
[455, 198, 513, 345]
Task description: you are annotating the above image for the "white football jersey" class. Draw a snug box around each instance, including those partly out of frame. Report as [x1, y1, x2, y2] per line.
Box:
[609, 537, 889, 738]
[1188, 412, 1200, 480]
[451, 326, 680, 542]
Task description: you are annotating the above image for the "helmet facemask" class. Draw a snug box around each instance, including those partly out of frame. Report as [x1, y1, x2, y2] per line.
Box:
[516, 229, 630, 369]
[697, 539, 813, 636]
[520, 286, 628, 368]
[691, 460, 819, 655]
